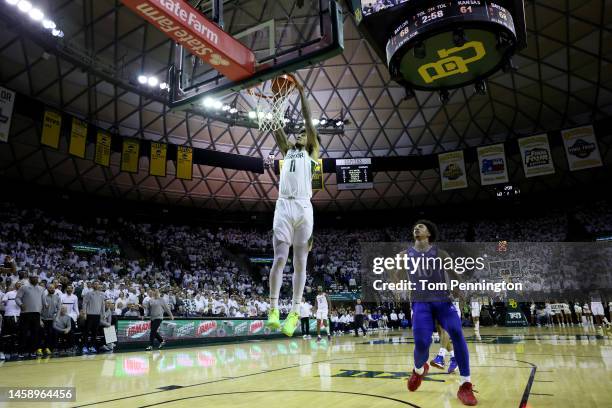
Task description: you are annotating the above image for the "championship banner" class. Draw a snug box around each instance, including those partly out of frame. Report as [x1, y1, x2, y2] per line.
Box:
[150, 142, 167, 177]
[561, 125, 603, 171]
[477, 143, 509, 185]
[279, 158, 324, 191]
[41, 110, 62, 149]
[176, 146, 193, 180]
[518, 134, 555, 178]
[438, 150, 468, 190]
[69, 118, 88, 158]
[121, 139, 140, 173]
[0, 86, 16, 142]
[94, 132, 112, 167]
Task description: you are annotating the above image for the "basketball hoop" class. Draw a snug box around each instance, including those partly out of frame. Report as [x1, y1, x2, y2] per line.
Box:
[247, 75, 297, 132]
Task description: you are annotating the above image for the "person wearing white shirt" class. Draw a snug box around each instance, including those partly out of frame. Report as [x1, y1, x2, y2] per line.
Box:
[299, 298, 313, 338]
[390, 311, 399, 330]
[1, 282, 21, 359]
[60, 286, 79, 324]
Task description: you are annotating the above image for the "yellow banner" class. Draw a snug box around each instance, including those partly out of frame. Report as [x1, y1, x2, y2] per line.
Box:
[176, 146, 193, 180]
[121, 139, 140, 173]
[94, 132, 112, 167]
[150, 142, 167, 177]
[41, 110, 62, 149]
[69, 118, 88, 158]
[279, 158, 324, 191]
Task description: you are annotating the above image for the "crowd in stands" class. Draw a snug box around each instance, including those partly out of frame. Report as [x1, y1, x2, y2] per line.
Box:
[1, 198, 611, 360]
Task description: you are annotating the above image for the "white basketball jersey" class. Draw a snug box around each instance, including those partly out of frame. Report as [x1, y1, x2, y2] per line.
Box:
[279, 147, 316, 199]
[316, 294, 328, 312]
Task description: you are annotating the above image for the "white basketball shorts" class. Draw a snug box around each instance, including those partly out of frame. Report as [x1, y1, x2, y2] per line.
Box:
[273, 198, 313, 246]
[591, 302, 604, 316]
[316, 310, 329, 320]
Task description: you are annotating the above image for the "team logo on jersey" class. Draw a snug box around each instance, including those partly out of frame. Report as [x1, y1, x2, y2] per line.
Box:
[568, 139, 596, 158]
[481, 158, 505, 174]
[442, 163, 463, 180]
[524, 148, 550, 167]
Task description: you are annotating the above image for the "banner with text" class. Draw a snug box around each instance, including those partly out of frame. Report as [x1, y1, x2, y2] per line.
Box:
[477, 144, 509, 185]
[518, 134, 555, 178]
[41, 110, 62, 149]
[562, 125, 603, 171]
[121, 139, 140, 173]
[0, 86, 16, 142]
[438, 150, 468, 190]
[176, 146, 193, 180]
[69, 118, 88, 158]
[150, 142, 167, 177]
[95, 132, 112, 167]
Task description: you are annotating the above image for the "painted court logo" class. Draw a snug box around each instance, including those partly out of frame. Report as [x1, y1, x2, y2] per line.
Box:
[568, 139, 596, 159]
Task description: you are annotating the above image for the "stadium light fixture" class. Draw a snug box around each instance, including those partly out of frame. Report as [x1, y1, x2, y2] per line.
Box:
[17, 1, 32, 13]
[42, 19, 55, 29]
[28, 7, 43, 20]
[6, 0, 20, 6]
[147, 76, 159, 87]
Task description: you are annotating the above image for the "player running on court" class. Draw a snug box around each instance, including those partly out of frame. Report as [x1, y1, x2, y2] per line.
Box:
[403, 220, 478, 406]
[314, 288, 332, 341]
[266, 74, 320, 337]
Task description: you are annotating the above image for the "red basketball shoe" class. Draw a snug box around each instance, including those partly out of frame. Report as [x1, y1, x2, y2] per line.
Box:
[457, 382, 478, 406]
[407, 362, 429, 392]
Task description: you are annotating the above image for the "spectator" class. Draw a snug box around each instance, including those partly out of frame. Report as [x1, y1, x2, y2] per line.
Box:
[15, 273, 45, 358]
[41, 284, 61, 355]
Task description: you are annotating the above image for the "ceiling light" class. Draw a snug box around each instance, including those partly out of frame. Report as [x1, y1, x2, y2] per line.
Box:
[312, 119, 320, 126]
[137, 75, 148, 84]
[51, 29, 64, 38]
[42, 19, 56, 29]
[248, 111, 257, 119]
[203, 97, 215, 108]
[29, 7, 43, 20]
[335, 120, 343, 127]
[159, 82, 168, 90]
[6, 0, 20, 6]
[213, 100, 223, 110]
[221, 105, 230, 111]
[147, 76, 159, 87]
[229, 108, 238, 114]
[320, 119, 327, 125]
[17, 1, 32, 13]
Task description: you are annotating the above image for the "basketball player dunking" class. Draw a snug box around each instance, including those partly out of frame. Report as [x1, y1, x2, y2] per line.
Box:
[265, 75, 320, 337]
[403, 220, 477, 406]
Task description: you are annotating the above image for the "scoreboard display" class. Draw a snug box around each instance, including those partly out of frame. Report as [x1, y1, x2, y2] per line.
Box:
[336, 158, 373, 190]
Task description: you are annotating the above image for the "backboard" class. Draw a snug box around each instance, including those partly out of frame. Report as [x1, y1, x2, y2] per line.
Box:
[168, 0, 344, 111]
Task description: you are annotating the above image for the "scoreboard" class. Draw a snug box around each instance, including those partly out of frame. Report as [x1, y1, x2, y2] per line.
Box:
[336, 158, 373, 190]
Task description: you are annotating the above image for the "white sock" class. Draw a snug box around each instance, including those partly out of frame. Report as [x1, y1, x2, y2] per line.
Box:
[438, 348, 447, 358]
[415, 366, 424, 375]
[460, 376, 471, 385]
[450, 350, 455, 358]
[290, 244, 308, 313]
[475, 321, 480, 331]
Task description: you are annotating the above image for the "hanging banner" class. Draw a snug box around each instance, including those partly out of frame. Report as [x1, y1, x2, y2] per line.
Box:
[69, 118, 88, 158]
[150, 142, 167, 177]
[279, 158, 324, 191]
[562, 125, 603, 171]
[121, 139, 140, 173]
[0, 86, 16, 142]
[517, 134, 555, 178]
[41, 110, 62, 149]
[176, 146, 193, 180]
[95, 132, 112, 167]
[438, 150, 468, 190]
[477, 143, 509, 185]
[312, 158, 324, 191]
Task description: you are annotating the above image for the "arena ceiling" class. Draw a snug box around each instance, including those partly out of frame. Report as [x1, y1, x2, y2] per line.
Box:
[0, 0, 611, 212]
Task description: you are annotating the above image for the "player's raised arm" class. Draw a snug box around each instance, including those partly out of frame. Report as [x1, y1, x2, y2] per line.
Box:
[292, 76, 320, 159]
[272, 127, 290, 156]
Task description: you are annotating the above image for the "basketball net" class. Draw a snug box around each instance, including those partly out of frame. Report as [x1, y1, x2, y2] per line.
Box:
[247, 75, 297, 132]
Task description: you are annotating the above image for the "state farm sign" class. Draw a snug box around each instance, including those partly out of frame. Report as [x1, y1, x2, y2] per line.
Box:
[122, 0, 255, 81]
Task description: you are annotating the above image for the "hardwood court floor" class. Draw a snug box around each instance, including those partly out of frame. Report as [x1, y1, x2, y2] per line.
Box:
[1, 326, 611, 407]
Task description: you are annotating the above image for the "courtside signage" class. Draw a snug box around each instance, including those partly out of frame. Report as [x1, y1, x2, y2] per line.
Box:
[121, 0, 255, 81]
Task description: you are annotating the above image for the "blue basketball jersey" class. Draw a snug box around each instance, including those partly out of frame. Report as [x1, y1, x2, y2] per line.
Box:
[406, 245, 450, 302]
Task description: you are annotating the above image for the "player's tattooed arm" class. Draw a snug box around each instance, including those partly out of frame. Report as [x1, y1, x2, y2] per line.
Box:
[272, 127, 290, 156]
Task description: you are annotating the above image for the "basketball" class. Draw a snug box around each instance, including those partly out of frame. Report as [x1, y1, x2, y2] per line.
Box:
[271, 75, 294, 96]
